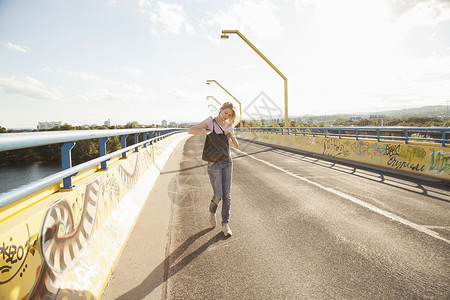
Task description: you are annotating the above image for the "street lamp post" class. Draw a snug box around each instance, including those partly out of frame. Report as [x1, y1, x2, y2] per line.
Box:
[208, 104, 219, 113]
[206, 96, 222, 107]
[206, 80, 243, 128]
[221, 29, 289, 127]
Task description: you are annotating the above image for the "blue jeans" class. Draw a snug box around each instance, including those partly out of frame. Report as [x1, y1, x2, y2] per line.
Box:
[207, 159, 233, 224]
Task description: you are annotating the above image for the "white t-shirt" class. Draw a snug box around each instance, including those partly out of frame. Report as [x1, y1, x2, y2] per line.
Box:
[203, 116, 234, 134]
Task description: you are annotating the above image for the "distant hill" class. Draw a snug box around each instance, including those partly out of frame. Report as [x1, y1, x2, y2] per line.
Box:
[370, 105, 447, 118]
[293, 105, 448, 121]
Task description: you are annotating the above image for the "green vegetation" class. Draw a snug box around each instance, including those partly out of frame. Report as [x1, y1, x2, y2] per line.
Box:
[238, 116, 448, 128]
[0, 116, 447, 166]
[0, 122, 170, 166]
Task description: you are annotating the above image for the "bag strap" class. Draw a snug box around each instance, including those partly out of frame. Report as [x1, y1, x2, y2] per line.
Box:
[212, 118, 225, 133]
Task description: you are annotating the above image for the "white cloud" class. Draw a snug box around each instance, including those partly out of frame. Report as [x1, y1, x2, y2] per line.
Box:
[45, 67, 103, 81]
[0, 76, 66, 102]
[203, 0, 282, 40]
[391, 0, 450, 32]
[113, 64, 142, 75]
[185, 22, 196, 36]
[167, 88, 197, 100]
[106, 0, 117, 6]
[292, 0, 317, 14]
[41, 67, 157, 103]
[6, 42, 31, 53]
[139, 1, 195, 35]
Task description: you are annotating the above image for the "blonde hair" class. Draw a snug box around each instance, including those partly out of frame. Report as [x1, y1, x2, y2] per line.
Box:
[219, 101, 237, 126]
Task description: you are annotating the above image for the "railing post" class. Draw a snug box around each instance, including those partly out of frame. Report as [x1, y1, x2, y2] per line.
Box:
[143, 132, 148, 148]
[61, 142, 76, 189]
[313, 129, 315, 137]
[355, 129, 359, 140]
[134, 133, 140, 152]
[121, 135, 128, 158]
[405, 130, 409, 144]
[324, 129, 327, 138]
[338, 129, 341, 139]
[377, 129, 380, 142]
[99, 137, 109, 170]
[442, 131, 446, 147]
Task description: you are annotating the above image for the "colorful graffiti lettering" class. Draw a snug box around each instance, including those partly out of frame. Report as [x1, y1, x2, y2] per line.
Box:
[384, 144, 399, 157]
[399, 145, 426, 162]
[1, 238, 25, 265]
[323, 139, 349, 157]
[368, 142, 386, 156]
[350, 141, 370, 157]
[387, 155, 426, 172]
[0, 224, 31, 285]
[428, 150, 450, 175]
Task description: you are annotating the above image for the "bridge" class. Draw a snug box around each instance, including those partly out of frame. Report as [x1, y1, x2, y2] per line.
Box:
[0, 127, 449, 299]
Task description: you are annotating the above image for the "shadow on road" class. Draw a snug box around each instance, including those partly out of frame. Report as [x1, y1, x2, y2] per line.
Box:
[115, 228, 227, 300]
[239, 139, 450, 203]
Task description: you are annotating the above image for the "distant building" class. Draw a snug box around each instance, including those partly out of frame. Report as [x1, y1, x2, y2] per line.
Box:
[37, 121, 62, 130]
[169, 122, 177, 128]
[369, 114, 386, 119]
[104, 119, 111, 127]
[161, 120, 168, 128]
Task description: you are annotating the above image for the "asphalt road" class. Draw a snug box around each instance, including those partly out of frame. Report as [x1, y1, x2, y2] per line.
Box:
[103, 135, 450, 300]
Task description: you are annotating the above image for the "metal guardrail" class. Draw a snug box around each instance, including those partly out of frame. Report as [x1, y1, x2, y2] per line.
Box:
[236, 127, 450, 147]
[0, 128, 187, 209]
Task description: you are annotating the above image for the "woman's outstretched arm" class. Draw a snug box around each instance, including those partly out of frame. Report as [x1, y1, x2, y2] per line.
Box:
[188, 121, 209, 135]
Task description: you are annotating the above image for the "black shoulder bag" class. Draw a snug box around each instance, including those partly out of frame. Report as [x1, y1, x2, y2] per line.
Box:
[202, 118, 230, 162]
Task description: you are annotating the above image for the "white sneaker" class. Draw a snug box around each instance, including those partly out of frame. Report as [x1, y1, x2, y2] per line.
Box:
[210, 213, 217, 228]
[222, 223, 232, 237]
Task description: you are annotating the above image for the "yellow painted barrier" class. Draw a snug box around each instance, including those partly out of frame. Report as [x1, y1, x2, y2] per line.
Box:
[237, 131, 450, 181]
[0, 133, 188, 300]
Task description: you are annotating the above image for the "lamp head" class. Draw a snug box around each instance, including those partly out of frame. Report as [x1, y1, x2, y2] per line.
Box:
[221, 34, 229, 39]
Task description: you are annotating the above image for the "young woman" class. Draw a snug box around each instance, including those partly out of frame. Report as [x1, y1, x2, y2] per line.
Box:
[188, 102, 239, 236]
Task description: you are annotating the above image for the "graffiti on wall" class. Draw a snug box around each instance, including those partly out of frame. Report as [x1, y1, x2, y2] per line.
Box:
[322, 139, 350, 157]
[0, 224, 38, 285]
[428, 150, 450, 175]
[318, 137, 432, 174]
[0, 146, 155, 299]
[23, 179, 100, 299]
[243, 132, 450, 180]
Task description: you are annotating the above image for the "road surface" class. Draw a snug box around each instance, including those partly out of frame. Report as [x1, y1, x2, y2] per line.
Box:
[103, 135, 450, 299]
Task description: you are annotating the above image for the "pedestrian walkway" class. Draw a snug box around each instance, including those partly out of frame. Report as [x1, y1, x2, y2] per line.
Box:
[101, 138, 187, 300]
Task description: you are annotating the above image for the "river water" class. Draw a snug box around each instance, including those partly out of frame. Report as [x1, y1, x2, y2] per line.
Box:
[0, 162, 61, 194]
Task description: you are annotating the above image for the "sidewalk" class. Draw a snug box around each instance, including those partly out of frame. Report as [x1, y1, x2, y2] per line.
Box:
[101, 137, 187, 300]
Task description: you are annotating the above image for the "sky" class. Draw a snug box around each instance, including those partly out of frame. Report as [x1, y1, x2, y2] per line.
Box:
[1, 0, 450, 129]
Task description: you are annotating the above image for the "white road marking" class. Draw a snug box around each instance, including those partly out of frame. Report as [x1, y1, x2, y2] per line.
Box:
[233, 148, 450, 245]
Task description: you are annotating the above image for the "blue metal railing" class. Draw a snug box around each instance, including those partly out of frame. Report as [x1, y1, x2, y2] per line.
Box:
[236, 127, 450, 147]
[0, 128, 187, 209]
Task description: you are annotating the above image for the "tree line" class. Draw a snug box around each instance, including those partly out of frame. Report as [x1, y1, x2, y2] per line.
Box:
[0, 122, 164, 165]
[240, 116, 447, 128]
[1, 117, 447, 165]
